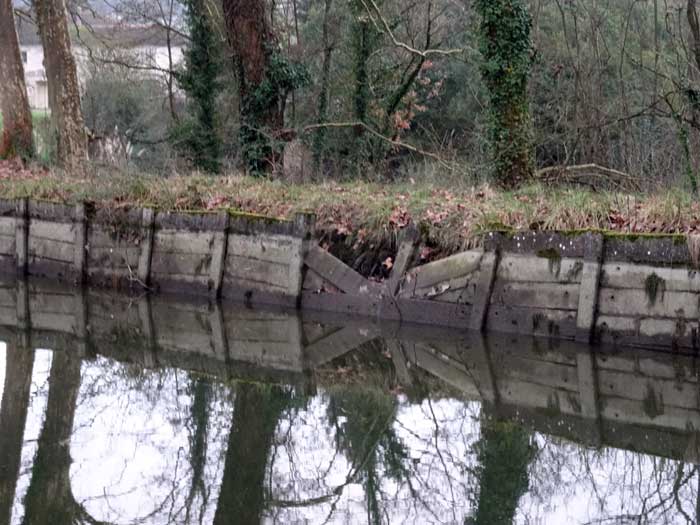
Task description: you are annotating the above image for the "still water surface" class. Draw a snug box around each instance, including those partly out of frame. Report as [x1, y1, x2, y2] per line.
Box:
[1, 288, 700, 524]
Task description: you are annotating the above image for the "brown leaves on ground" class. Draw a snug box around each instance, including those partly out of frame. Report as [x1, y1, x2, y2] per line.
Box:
[0, 163, 699, 253]
[0, 159, 45, 180]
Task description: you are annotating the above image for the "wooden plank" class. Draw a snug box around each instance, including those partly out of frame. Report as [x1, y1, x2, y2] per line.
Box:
[491, 281, 580, 310]
[228, 341, 304, 372]
[497, 378, 582, 415]
[602, 262, 700, 292]
[388, 227, 419, 295]
[402, 274, 476, 302]
[30, 220, 74, 243]
[29, 292, 77, 315]
[404, 251, 483, 292]
[595, 351, 699, 382]
[488, 335, 579, 366]
[468, 252, 499, 332]
[88, 245, 141, 269]
[305, 245, 379, 295]
[157, 332, 215, 355]
[228, 234, 301, 265]
[151, 252, 212, 276]
[493, 355, 579, 392]
[598, 369, 699, 410]
[28, 237, 74, 263]
[225, 255, 290, 290]
[154, 229, 216, 254]
[0, 217, 16, 236]
[304, 325, 381, 367]
[600, 397, 700, 431]
[225, 318, 294, 343]
[0, 235, 15, 256]
[598, 287, 700, 318]
[498, 254, 584, 284]
[487, 305, 578, 338]
[412, 343, 481, 398]
[30, 313, 76, 333]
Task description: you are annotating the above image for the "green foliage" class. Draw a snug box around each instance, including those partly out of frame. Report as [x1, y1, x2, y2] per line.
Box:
[241, 50, 310, 174]
[174, 0, 224, 174]
[469, 418, 535, 525]
[475, 0, 534, 187]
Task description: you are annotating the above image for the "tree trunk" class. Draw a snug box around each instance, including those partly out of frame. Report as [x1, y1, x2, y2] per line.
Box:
[222, 0, 283, 173]
[470, 411, 534, 525]
[23, 350, 85, 525]
[34, 0, 88, 172]
[476, 0, 535, 188]
[0, 0, 33, 159]
[0, 342, 35, 525]
[213, 384, 290, 524]
[686, 0, 700, 190]
[313, 0, 334, 169]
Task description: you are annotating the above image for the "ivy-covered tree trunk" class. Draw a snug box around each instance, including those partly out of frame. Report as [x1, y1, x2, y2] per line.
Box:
[177, 0, 223, 174]
[469, 415, 534, 525]
[222, 0, 283, 173]
[0, 0, 33, 159]
[35, 0, 88, 172]
[313, 0, 334, 168]
[476, 0, 534, 188]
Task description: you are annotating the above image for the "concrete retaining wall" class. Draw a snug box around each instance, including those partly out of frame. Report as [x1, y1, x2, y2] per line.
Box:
[0, 198, 313, 308]
[3, 198, 700, 350]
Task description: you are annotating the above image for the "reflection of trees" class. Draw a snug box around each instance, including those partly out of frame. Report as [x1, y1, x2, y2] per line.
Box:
[327, 386, 408, 525]
[468, 413, 534, 525]
[0, 342, 34, 525]
[22, 350, 106, 525]
[213, 383, 292, 525]
[184, 375, 212, 524]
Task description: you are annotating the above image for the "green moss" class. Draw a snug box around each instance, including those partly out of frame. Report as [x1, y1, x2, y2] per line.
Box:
[603, 231, 688, 245]
[228, 209, 290, 224]
[645, 273, 665, 305]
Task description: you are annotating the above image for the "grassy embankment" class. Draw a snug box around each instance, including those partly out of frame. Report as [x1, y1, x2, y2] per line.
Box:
[0, 164, 696, 256]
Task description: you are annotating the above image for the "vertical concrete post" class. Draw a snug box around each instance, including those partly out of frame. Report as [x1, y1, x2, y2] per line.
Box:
[388, 225, 420, 296]
[462, 335, 499, 404]
[16, 279, 29, 332]
[208, 211, 230, 299]
[388, 339, 414, 387]
[576, 346, 602, 446]
[468, 251, 500, 332]
[73, 288, 88, 357]
[138, 295, 157, 367]
[73, 202, 88, 284]
[15, 197, 28, 277]
[293, 212, 316, 307]
[209, 301, 228, 362]
[138, 208, 156, 288]
[576, 232, 604, 344]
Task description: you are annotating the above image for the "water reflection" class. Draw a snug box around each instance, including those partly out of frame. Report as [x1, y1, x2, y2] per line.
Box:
[0, 283, 700, 523]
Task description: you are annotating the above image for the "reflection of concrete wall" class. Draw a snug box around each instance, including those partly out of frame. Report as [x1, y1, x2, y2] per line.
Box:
[1, 279, 700, 465]
[401, 331, 700, 464]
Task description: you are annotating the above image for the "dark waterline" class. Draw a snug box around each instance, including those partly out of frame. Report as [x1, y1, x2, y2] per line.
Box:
[0, 284, 699, 524]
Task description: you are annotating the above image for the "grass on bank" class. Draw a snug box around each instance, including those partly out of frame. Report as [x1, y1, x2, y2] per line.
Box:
[0, 163, 698, 253]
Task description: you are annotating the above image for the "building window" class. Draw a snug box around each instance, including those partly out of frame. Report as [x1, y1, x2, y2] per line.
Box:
[21, 51, 27, 64]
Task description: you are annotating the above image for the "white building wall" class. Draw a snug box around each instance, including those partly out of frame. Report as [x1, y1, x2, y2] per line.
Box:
[20, 44, 183, 111]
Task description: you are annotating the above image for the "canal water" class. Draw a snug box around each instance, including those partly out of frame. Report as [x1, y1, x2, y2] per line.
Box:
[1, 286, 700, 524]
